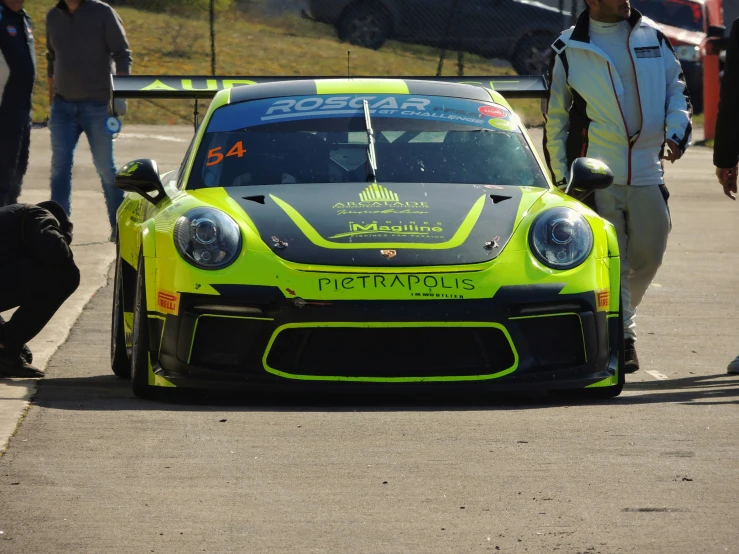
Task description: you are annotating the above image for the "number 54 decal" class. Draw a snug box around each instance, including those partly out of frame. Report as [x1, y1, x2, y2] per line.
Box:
[206, 141, 247, 166]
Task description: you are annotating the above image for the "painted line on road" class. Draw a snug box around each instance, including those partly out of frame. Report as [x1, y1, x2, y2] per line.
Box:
[117, 133, 188, 143]
[645, 370, 669, 380]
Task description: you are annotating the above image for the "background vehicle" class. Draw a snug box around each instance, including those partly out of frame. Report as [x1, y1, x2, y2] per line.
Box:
[631, 0, 725, 112]
[305, 0, 570, 75]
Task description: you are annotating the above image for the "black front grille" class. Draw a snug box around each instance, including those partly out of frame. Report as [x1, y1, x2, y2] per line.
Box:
[265, 326, 515, 378]
[189, 316, 266, 367]
[516, 314, 586, 369]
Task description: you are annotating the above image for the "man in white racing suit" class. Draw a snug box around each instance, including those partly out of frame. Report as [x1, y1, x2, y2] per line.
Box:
[543, 0, 692, 373]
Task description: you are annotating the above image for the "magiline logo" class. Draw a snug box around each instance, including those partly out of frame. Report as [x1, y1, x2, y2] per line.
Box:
[331, 220, 443, 239]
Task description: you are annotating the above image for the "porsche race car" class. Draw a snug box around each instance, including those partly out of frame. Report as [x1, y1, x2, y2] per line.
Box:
[109, 75, 623, 399]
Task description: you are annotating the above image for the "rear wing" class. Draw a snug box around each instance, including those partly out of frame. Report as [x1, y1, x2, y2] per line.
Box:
[111, 75, 548, 100]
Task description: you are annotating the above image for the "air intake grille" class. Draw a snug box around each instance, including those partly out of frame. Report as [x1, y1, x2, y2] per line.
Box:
[266, 326, 515, 378]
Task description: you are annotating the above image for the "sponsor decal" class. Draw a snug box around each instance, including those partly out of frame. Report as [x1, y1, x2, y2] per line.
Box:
[119, 162, 140, 177]
[380, 249, 397, 259]
[597, 290, 610, 311]
[634, 46, 661, 59]
[264, 96, 432, 118]
[488, 119, 518, 132]
[333, 184, 430, 215]
[141, 78, 257, 92]
[208, 94, 520, 133]
[317, 274, 475, 295]
[585, 159, 609, 175]
[332, 220, 444, 239]
[478, 105, 509, 118]
[157, 290, 180, 315]
[7, 25, 17, 37]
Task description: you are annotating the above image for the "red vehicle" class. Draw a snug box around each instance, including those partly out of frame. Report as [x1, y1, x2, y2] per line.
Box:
[631, 0, 725, 112]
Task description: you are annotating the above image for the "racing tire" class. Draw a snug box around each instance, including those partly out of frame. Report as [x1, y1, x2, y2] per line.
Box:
[337, 2, 391, 50]
[580, 300, 625, 400]
[130, 252, 156, 400]
[111, 244, 131, 379]
[511, 34, 554, 77]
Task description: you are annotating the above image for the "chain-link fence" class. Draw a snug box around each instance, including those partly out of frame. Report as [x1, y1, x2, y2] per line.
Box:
[28, 0, 717, 125]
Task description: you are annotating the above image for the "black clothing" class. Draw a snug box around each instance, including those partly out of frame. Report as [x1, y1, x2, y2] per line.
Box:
[0, 0, 36, 112]
[714, 18, 739, 169]
[0, 112, 30, 206]
[0, 203, 79, 355]
[0, 0, 35, 206]
[0, 202, 74, 265]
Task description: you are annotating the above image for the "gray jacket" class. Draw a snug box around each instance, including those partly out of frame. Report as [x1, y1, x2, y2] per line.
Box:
[46, 0, 132, 103]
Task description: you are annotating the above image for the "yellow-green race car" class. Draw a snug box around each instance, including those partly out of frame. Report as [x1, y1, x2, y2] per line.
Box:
[109, 75, 623, 399]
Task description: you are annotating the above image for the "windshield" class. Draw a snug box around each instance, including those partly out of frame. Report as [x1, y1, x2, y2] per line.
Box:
[632, 0, 704, 32]
[188, 94, 548, 190]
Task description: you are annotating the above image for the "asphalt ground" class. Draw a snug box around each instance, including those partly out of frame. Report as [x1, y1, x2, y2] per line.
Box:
[0, 125, 737, 553]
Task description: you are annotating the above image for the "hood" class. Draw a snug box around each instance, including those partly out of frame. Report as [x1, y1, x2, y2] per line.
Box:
[225, 182, 546, 267]
[658, 23, 704, 47]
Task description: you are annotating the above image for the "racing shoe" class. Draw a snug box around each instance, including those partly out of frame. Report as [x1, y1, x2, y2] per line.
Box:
[0, 350, 44, 378]
[728, 355, 739, 374]
[624, 338, 640, 373]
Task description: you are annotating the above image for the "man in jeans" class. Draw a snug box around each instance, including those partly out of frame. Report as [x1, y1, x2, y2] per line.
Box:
[46, 0, 132, 238]
[543, 0, 692, 373]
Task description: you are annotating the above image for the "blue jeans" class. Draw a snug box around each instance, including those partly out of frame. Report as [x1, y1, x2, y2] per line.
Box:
[49, 98, 123, 230]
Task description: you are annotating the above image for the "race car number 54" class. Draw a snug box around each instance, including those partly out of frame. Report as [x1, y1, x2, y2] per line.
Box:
[206, 141, 247, 166]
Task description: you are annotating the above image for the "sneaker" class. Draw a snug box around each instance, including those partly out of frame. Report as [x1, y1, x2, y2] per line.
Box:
[728, 355, 739, 374]
[624, 338, 640, 373]
[0, 350, 44, 378]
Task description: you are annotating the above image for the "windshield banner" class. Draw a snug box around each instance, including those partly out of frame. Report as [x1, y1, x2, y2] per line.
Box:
[206, 95, 521, 133]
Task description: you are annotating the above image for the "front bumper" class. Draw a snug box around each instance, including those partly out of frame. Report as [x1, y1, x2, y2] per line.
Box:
[144, 284, 620, 392]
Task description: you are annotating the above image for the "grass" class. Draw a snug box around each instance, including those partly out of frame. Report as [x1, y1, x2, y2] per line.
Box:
[24, 0, 543, 126]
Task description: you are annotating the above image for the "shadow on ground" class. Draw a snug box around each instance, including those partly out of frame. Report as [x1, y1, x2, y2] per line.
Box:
[29, 372, 739, 412]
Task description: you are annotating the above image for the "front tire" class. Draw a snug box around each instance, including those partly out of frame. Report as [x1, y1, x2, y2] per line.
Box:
[130, 253, 156, 399]
[581, 300, 625, 399]
[111, 244, 131, 378]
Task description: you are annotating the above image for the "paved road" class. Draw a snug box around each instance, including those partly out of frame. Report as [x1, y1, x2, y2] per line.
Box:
[0, 125, 737, 552]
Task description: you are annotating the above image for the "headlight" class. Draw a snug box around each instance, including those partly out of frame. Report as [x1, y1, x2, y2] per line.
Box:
[529, 208, 593, 269]
[174, 207, 242, 270]
[675, 45, 700, 62]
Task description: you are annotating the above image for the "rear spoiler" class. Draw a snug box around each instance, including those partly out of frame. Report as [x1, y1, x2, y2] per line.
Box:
[111, 75, 548, 100]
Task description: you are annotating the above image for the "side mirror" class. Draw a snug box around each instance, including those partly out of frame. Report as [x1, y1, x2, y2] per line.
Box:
[115, 159, 166, 205]
[564, 157, 613, 201]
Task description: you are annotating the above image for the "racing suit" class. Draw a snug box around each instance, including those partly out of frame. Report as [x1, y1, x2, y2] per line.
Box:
[0, 0, 35, 207]
[544, 8, 692, 341]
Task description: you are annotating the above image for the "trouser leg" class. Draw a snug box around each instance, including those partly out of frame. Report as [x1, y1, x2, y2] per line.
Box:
[49, 98, 84, 217]
[0, 259, 81, 354]
[0, 115, 28, 207]
[80, 102, 122, 231]
[7, 120, 31, 205]
[594, 186, 631, 335]
[622, 185, 671, 332]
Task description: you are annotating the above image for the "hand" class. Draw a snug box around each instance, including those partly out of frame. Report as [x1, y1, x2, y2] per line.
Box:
[661, 139, 683, 163]
[112, 98, 127, 117]
[716, 167, 738, 201]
